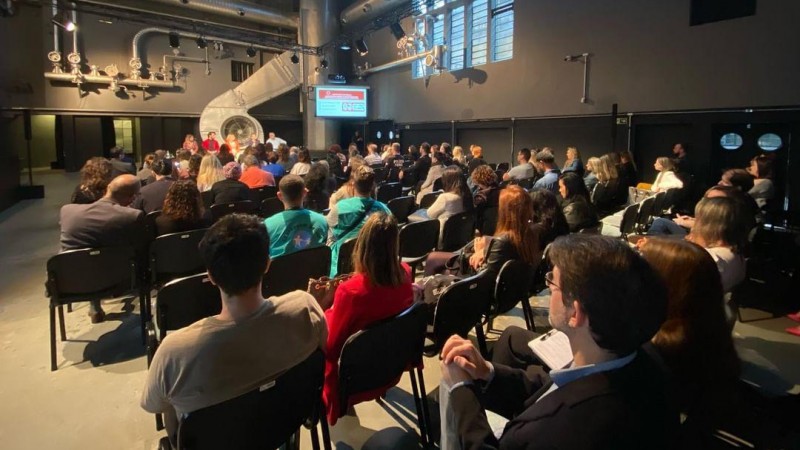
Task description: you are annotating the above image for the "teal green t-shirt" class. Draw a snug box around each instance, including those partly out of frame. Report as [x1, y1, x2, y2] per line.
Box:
[264, 208, 329, 259]
[329, 197, 391, 277]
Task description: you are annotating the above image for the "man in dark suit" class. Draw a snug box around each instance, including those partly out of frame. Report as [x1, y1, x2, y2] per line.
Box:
[109, 146, 136, 178]
[400, 142, 431, 189]
[133, 159, 174, 213]
[60, 174, 145, 322]
[439, 235, 676, 450]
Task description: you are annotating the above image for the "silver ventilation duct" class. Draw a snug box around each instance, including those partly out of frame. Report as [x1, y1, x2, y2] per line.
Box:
[340, 0, 410, 28]
[136, 0, 297, 29]
[199, 50, 303, 147]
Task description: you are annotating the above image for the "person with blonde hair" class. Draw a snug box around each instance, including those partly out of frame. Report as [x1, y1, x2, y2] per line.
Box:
[562, 146, 585, 177]
[452, 146, 467, 167]
[651, 156, 683, 192]
[196, 153, 224, 192]
[322, 212, 413, 424]
[583, 156, 601, 193]
[467, 145, 486, 174]
[592, 153, 626, 217]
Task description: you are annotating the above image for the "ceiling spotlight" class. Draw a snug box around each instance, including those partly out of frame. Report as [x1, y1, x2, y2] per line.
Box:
[52, 11, 76, 32]
[290, 53, 299, 64]
[246, 46, 256, 58]
[320, 58, 329, 69]
[168, 32, 180, 49]
[196, 37, 207, 49]
[339, 41, 351, 51]
[355, 38, 368, 56]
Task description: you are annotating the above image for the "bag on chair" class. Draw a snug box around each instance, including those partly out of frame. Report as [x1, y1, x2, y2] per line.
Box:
[307, 274, 352, 310]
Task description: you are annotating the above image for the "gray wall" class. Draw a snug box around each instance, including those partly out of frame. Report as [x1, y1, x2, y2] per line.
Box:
[360, 0, 800, 123]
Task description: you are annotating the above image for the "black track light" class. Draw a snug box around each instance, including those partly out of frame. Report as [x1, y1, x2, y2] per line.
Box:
[290, 53, 299, 64]
[168, 32, 180, 49]
[246, 46, 256, 58]
[355, 38, 368, 56]
[196, 37, 207, 49]
[320, 58, 329, 69]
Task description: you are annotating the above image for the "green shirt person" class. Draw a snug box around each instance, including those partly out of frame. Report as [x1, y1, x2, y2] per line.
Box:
[264, 175, 328, 259]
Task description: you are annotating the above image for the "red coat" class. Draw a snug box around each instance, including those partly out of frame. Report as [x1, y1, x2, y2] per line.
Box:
[323, 264, 414, 424]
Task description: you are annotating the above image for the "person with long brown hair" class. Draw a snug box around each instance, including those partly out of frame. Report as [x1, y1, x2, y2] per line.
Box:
[322, 212, 413, 425]
[71, 157, 113, 204]
[639, 237, 740, 432]
[155, 180, 209, 236]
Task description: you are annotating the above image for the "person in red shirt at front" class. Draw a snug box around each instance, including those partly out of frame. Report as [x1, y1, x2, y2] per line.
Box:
[202, 131, 220, 153]
[239, 154, 275, 188]
[323, 212, 414, 424]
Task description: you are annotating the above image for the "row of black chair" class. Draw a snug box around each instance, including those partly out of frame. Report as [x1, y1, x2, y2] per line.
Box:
[618, 188, 681, 239]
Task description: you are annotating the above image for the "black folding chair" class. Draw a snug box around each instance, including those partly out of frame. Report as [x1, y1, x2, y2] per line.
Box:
[479, 206, 499, 236]
[419, 190, 442, 209]
[426, 271, 494, 357]
[45, 247, 137, 371]
[635, 195, 656, 233]
[399, 220, 440, 277]
[373, 167, 387, 185]
[144, 210, 162, 241]
[262, 246, 332, 298]
[497, 162, 509, 173]
[376, 182, 402, 204]
[146, 229, 208, 322]
[439, 211, 476, 252]
[200, 191, 213, 209]
[249, 186, 277, 203]
[659, 187, 681, 216]
[338, 304, 431, 445]
[388, 195, 416, 224]
[259, 197, 284, 219]
[432, 178, 443, 192]
[649, 191, 667, 219]
[210, 201, 256, 223]
[336, 237, 358, 276]
[177, 350, 331, 450]
[618, 203, 640, 240]
[489, 259, 536, 334]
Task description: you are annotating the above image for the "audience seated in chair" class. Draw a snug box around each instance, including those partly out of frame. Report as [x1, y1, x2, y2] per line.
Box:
[651, 157, 684, 193]
[561, 146, 585, 178]
[239, 154, 275, 189]
[531, 150, 560, 194]
[747, 154, 775, 209]
[582, 156, 601, 194]
[326, 166, 391, 277]
[210, 161, 251, 205]
[618, 150, 639, 188]
[529, 189, 570, 250]
[60, 174, 145, 323]
[591, 153, 627, 217]
[137, 153, 157, 186]
[400, 142, 432, 188]
[264, 175, 328, 259]
[471, 165, 500, 224]
[438, 235, 675, 450]
[410, 166, 473, 248]
[155, 180, 211, 236]
[109, 145, 137, 178]
[71, 157, 113, 204]
[558, 172, 598, 232]
[415, 151, 447, 204]
[141, 214, 327, 445]
[639, 237, 741, 437]
[467, 145, 487, 175]
[195, 153, 224, 193]
[329, 157, 365, 209]
[323, 213, 414, 425]
[133, 159, 175, 214]
[304, 162, 332, 213]
[503, 148, 536, 182]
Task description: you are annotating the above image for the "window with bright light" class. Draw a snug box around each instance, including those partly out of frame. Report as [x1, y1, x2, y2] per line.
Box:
[113, 118, 134, 151]
[469, 0, 489, 67]
[450, 5, 466, 70]
[491, 0, 514, 61]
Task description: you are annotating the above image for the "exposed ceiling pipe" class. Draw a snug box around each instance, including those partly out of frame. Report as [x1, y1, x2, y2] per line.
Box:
[44, 71, 176, 88]
[340, 0, 410, 28]
[145, 0, 297, 30]
[131, 27, 283, 61]
[357, 45, 444, 77]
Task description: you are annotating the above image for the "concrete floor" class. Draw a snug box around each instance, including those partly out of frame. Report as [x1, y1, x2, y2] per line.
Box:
[0, 170, 798, 449]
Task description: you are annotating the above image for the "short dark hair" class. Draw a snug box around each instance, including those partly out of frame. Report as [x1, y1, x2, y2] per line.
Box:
[420, 142, 431, 153]
[535, 150, 555, 164]
[151, 158, 173, 176]
[109, 146, 124, 159]
[518, 148, 531, 161]
[199, 214, 270, 296]
[548, 235, 667, 356]
[279, 174, 305, 203]
[353, 165, 376, 195]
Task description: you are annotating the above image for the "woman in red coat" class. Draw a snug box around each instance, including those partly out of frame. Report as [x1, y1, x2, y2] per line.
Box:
[323, 212, 414, 425]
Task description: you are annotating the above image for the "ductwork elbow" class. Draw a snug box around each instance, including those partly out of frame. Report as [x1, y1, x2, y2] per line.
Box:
[340, 0, 410, 28]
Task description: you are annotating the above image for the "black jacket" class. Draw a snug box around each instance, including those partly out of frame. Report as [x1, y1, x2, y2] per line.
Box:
[592, 178, 627, 218]
[562, 196, 598, 232]
[134, 177, 175, 214]
[210, 179, 251, 205]
[405, 154, 432, 185]
[451, 351, 677, 450]
[468, 157, 487, 175]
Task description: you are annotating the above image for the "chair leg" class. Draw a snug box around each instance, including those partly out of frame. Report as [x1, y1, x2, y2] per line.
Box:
[416, 366, 434, 446]
[308, 426, 320, 450]
[475, 324, 489, 358]
[319, 409, 332, 450]
[57, 305, 67, 341]
[155, 413, 164, 431]
[67, 304, 72, 313]
[408, 369, 429, 446]
[49, 304, 57, 372]
[521, 299, 536, 332]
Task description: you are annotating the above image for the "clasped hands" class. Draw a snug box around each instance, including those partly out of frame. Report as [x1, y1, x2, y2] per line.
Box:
[440, 335, 492, 386]
[468, 236, 489, 271]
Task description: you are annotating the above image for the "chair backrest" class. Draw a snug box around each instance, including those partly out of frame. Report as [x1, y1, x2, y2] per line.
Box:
[337, 237, 358, 275]
[338, 303, 426, 416]
[650, 191, 667, 218]
[210, 200, 256, 222]
[155, 273, 222, 340]
[493, 260, 535, 317]
[432, 178, 444, 192]
[660, 188, 681, 215]
[262, 246, 331, 298]
[497, 162, 509, 172]
[178, 350, 325, 450]
[619, 203, 641, 237]
[479, 206, 499, 236]
[149, 229, 207, 284]
[440, 211, 476, 251]
[259, 197, 285, 219]
[373, 167, 387, 185]
[488, 163, 497, 170]
[430, 271, 493, 353]
[46, 247, 135, 301]
[419, 190, 442, 209]
[636, 195, 657, 229]
[388, 196, 415, 223]
[249, 186, 277, 202]
[399, 220, 440, 259]
[376, 182, 402, 204]
[144, 210, 162, 241]
[200, 190, 213, 209]
[518, 177, 535, 190]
